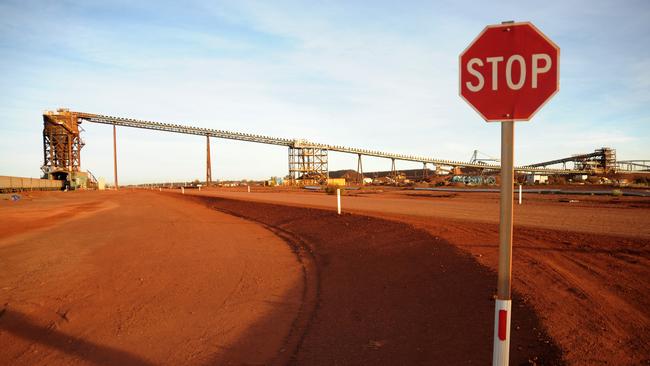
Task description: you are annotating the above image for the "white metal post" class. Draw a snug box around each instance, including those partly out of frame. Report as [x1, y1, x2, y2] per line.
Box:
[248, 185, 251, 193]
[181, 186, 185, 195]
[493, 299, 512, 365]
[336, 188, 341, 215]
[518, 184, 522, 205]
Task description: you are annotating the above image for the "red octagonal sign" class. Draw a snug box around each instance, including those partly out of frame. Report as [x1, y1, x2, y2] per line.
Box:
[459, 22, 559, 122]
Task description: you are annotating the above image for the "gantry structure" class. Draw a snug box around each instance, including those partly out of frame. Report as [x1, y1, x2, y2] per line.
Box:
[42, 111, 84, 182]
[44, 108, 634, 186]
[526, 147, 618, 174]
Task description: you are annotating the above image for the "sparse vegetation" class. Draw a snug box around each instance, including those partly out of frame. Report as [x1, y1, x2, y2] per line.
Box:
[324, 185, 343, 195]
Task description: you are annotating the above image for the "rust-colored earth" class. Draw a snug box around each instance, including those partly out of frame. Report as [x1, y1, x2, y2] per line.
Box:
[195, 187, 650, 365]
[1, 187, 648, 365]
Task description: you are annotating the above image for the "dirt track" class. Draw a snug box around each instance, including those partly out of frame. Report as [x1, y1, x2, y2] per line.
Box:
[193, 195, 561, 365]
[1, 188, 648, 365]
[0, 191, 303, 365]
[196, 187, 650, 365]
[0, 190, 563, 365]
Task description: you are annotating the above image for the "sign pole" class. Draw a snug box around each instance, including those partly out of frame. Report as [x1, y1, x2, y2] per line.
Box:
[493, 121, 514, 365]
[459, 20, 559, 366]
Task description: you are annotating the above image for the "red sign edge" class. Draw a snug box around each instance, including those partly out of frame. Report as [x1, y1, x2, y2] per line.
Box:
[458, 21, 561, 122]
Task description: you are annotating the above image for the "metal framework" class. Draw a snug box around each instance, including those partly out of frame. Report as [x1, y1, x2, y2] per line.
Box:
[616, 160, 650, 172]
[527, 147, 617, 173]
[470, 149, 500, 164]
[288, 147, 328, 182]
[42, 109, 84, 181]
[71, 111, 585, 173]
[44, 109, 641, 182]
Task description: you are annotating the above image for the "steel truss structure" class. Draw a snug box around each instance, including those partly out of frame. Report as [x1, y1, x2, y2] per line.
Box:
[72, 111, 585, 173]
[42, 110, 84, 181]
[44, 108, 639, 182]
[288, 147, 329, 182]
[616, 160, 650, 172]
[527, 147, 617, 173]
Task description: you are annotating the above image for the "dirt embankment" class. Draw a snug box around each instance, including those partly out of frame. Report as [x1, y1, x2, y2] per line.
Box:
[191, 195, 562, 365]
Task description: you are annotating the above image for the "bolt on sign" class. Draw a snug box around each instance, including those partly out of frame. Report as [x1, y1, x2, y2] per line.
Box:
[459, 22, 559, 121]
[458, 21, 559, 366]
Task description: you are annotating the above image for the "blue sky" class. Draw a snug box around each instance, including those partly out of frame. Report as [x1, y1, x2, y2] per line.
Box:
[1, 0, 648, 183]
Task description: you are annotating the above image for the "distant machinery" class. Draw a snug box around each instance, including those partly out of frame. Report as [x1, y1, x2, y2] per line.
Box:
[43, 108, 644, 186]
[42, 109, 83, 179]
[288, 142, 329, 182]
[469, 150, 500, 165]
[42, 109, 95, 188]
[616, 160, 650, 172]
[526, 147, 617, 174]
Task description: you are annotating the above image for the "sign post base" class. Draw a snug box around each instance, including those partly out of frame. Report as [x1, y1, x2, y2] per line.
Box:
[493, 299, 512, 366]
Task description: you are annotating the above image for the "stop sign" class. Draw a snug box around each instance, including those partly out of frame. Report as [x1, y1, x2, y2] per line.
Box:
[459, 22, 559, 122]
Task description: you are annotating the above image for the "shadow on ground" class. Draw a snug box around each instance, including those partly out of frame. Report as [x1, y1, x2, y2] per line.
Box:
[191, 196, 563, 365]
[0, 309, 155, 366]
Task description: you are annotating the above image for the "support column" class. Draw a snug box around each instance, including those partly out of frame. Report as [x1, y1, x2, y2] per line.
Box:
[67, 134, 72, 170]
[76, 136, 81, 172]
[42, 131, 48, 177]
[113, 125, 118, 190]
[288, 147, 293, 183]
[391, 158, 397, 183]
[206, 134, 212, 187]
[423, 162, 428, 180]
[357, 154, 364, 185]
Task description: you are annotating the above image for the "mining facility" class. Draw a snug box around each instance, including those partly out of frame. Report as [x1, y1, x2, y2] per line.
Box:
[1, 108, 648, 192]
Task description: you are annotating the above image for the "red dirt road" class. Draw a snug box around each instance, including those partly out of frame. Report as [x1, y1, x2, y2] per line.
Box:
[2, 188, 648, 365]
[0, 190, 564, 365]
[0, 191, 303, 365]
[195, 187, 650, 365]
[194, 195, 561, 365]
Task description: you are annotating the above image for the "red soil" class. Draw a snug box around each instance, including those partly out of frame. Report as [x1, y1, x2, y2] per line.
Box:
[0, 191, 303, 365]
[195, 187, 650, 365]
[191, 195, 562, 365]
[2, 188, 648, 365]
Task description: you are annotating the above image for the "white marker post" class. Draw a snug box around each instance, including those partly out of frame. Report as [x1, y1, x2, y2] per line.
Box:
[247, 185, 251, 193]
[336, 188, 341, 215]
[181, 186, 185, 195]
[518, 184, 522, 205]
